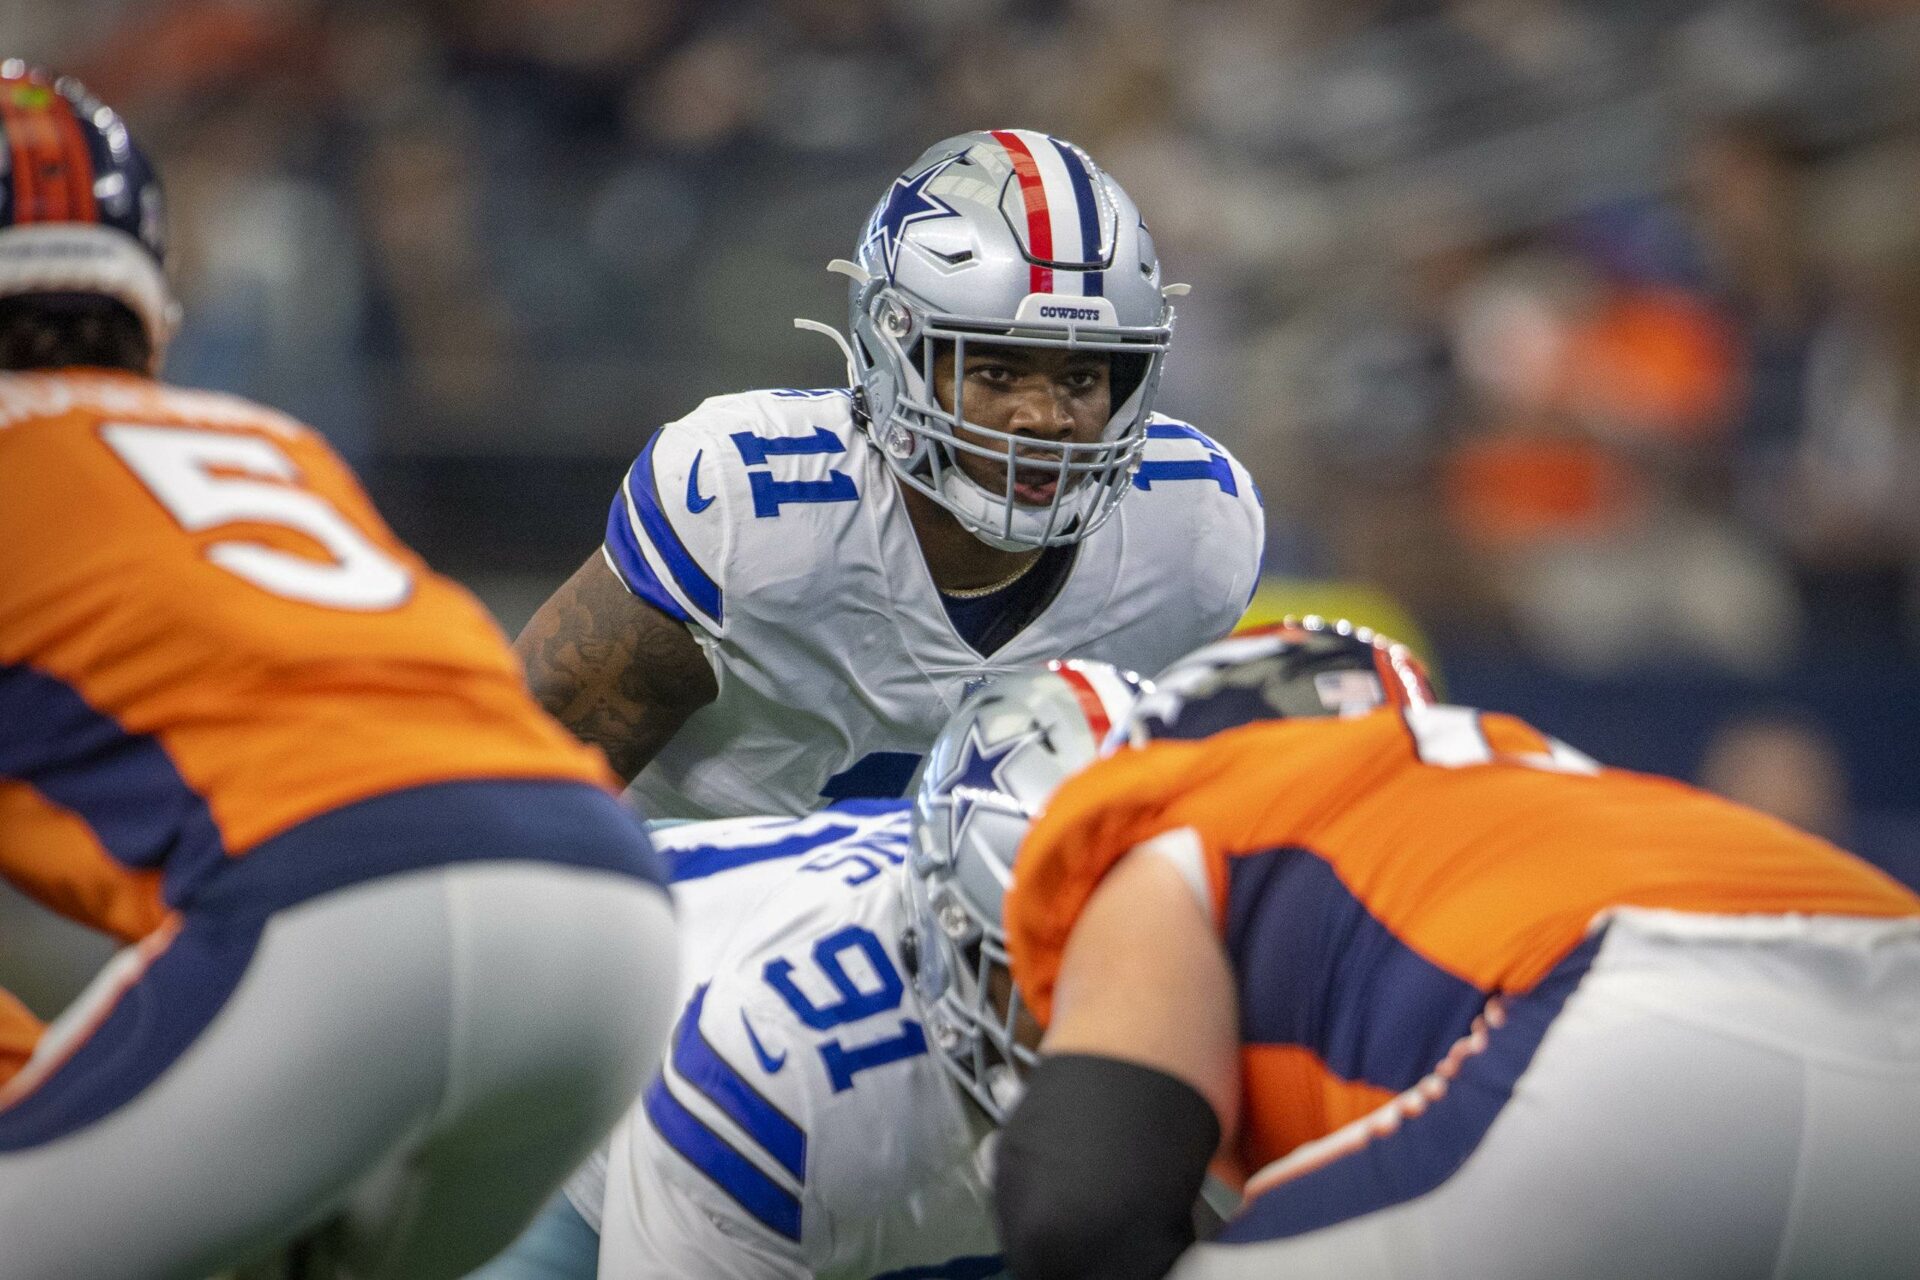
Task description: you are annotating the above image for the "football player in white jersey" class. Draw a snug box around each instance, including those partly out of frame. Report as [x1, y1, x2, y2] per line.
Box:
[515, 129, 1263, 819]
[469, 662, 1140, 1280]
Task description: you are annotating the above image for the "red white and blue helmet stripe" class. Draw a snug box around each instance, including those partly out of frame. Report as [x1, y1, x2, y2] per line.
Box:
[988, 129, 1109, 297]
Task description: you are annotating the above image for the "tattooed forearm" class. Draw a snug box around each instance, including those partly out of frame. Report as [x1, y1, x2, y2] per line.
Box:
[515, 553, 719, 782]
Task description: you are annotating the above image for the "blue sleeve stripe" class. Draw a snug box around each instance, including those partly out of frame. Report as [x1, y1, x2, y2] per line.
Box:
[671, 985, 808, 1182]
[643, 1075, 802, 1242]
[602, 500, 695, 624]
[626, 432, 723, 624]
[668, 822, 859, 883]
[1146, 421, 1214, 446]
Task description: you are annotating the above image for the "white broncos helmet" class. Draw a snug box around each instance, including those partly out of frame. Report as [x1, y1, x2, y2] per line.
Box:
[811, 129, 1182, 551]
[902, 659, 1145, 1122]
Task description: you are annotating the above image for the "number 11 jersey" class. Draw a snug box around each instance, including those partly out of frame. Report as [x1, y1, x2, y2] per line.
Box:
[603, 388, 1266, 820]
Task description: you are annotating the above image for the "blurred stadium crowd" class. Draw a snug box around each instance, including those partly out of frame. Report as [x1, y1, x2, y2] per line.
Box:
[7, 0, 1918, 876]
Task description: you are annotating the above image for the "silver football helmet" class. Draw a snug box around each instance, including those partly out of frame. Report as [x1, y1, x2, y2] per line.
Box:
[806, 130, 1182, 551]
[902, 659, 1145, 1122]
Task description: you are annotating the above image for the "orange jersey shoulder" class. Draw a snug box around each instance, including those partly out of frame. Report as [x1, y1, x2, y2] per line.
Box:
[0, 372, 613, 929]
[1009, 706, 1919, 1024]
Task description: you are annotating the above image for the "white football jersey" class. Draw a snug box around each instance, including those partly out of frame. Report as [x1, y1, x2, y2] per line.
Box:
[603, 388, 1264, 819]
[588, 805, 1005, 1280]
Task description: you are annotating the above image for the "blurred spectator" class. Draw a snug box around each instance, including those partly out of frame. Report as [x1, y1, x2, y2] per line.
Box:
[1696, 711, 1850, 842]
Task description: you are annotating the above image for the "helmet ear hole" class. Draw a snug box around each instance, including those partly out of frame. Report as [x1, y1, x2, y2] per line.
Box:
[1109, 352, 1151, 410]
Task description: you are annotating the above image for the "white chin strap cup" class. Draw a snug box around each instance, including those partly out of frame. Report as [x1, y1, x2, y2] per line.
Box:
[0, 224, 179, 366]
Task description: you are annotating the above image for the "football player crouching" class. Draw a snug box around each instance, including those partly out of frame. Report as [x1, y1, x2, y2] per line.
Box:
[992, 622, 1920, 1280]
[470, 660, 1140, 1280]
[515, 129, 1263, 823]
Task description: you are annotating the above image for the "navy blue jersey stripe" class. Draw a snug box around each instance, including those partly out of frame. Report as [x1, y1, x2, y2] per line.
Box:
[0, 663, 225, 906]
[1049, 136, 1104, 295]
[603, 493, 694, 624]
[626, 431, 722, 624]
[643, 1074, 803, 1241]
[671, 984, 808, 1181]
[1226, 846, 1488, 1093]
[1217, 933, 1604, 1243]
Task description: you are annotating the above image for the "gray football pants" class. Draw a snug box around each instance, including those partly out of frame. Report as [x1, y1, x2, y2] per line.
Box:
[1175, 909, 1920, 1280]
[0, 862, 677, 1280]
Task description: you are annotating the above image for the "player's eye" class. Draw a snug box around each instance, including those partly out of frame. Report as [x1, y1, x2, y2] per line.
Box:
[967, 362, 1016, 384]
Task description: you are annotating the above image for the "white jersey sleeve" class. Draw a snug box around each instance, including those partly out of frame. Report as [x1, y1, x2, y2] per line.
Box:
[600, 397, 741, 642]
[600, 389, 867, 643]
[597, 811, 1002, 1279]
[1128, 415, 1266, 647]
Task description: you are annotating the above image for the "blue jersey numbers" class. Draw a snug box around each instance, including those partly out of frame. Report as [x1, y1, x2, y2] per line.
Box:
[729, 427, 860, 518]
[1132, 422, 1239, 495]
[763, 926, 928, 1093]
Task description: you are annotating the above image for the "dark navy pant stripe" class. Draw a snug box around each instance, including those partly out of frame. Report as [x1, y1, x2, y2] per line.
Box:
[192, 778, 667, 916]
[0, 910, 262, 1149]
[1218, 932, 1606, 1245]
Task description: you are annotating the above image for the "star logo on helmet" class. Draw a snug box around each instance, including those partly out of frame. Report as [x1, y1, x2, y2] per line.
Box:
[862, 154, 963, 281]
[935, 719, 1040, 856]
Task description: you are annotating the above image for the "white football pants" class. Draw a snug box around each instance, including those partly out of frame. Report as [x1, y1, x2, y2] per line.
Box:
[0, 862, 677, 1280]
[1177, 909, 1920, 1280]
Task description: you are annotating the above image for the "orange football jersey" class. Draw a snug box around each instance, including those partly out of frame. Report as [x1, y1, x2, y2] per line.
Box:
[0, 370, 617, 943]
[1008, 704, 1920, 1175]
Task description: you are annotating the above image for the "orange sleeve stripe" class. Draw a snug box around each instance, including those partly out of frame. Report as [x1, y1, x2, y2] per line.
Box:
[0, 779, 169, 943]
[0, 988, 45, 1091]
[1240, 1042, 1398, 1173]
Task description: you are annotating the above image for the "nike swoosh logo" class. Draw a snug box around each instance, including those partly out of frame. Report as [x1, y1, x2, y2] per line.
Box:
[741, 1011, 786, 1074]
[686, 450, 715, 514]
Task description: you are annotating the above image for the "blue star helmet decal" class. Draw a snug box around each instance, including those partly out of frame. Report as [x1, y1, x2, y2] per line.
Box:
[862, 154, 964, 281]
[933, 718, 1041, 856]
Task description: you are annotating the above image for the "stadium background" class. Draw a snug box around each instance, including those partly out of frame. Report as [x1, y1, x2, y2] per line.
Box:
[6, 0, 1919, 1011]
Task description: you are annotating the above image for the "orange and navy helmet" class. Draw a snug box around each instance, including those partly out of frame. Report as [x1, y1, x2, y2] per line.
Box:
[0, 62, 176, 354]
[1123, 615, 1436, 745]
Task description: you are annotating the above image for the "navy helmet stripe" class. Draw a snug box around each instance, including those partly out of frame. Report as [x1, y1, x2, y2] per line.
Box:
[626, 431, 722, 624]
[1049, 137, 1105, 295]
[0, 663, 224, 905]
[1217, 933, 1604, 1243]
[671, 985, 808, 1181]
[603, 496, 694, 624]
[1227, 846, 1489, 1092]
[643, 1075, 803, 1241]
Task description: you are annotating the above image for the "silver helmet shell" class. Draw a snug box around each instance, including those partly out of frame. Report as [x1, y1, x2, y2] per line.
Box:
[903, 659, 1145, 1122]
[846, 130, 1176, 551]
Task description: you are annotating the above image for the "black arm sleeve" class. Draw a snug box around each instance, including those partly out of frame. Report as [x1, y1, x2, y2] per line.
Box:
[993, 1053, 1222, 1280]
